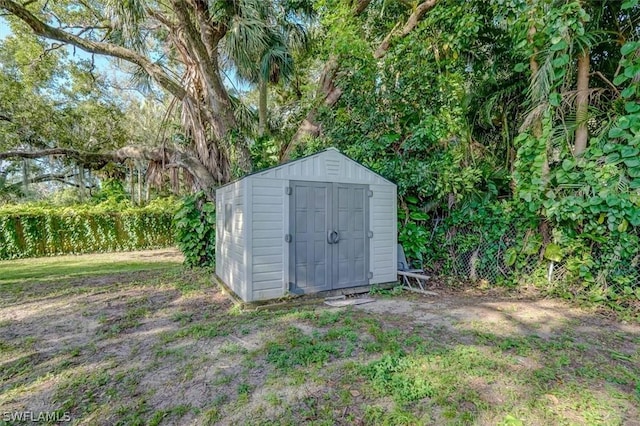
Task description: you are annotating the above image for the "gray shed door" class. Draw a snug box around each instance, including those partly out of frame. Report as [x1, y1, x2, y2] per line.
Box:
[289, 181, 369, 294]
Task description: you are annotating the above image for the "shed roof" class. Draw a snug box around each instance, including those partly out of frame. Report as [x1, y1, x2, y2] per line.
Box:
[216, 147, 394, 190]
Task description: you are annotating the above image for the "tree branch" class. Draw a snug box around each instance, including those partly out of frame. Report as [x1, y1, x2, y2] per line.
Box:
[27, 172, 76, 184]
[282, 57, 342, 159]
[0, 148, 111, 168]
[285, 0, 439, 158]
[354, 0, 373, 15]
[0, 145, 217, 191]
[3, 173, 97, 192]
[373, 0, 438, 59]
[0, 0, 187, 100]
[590, 71, 620, 96]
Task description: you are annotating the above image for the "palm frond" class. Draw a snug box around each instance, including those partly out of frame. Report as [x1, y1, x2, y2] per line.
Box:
[520, 103, 548, 133]
[281, 20, 310, 53]
[105, 0, 147, 52]
[261, 43, 294, 83]
[128, 63, 154, 95]
[229, 94, 258, 135]
[225, 16, 272, 79]
[529, 54, 554, 107]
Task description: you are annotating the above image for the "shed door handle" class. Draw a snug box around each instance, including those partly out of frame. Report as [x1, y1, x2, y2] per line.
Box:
[327, 230, 338, 244]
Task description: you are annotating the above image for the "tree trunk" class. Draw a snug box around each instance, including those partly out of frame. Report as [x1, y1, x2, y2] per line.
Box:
[258, 78, 268, 137]
[137, 166, 143, 205]
[78, 166, 85, 202]
[574, 49, 590, 156]
[526, 16, 549, 186]
[129, 162, 135, 203]
[22, 159, 28, 194]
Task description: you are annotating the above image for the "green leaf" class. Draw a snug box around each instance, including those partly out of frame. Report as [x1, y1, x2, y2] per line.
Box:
[589, 196, 603, 205]
[605, 152, 621, 164]
[624, 158, 640, 167]
[550, 39, 568, 52]
[561, 159, 575, 171]
[523, 239, 541, 255]
[624, 65, 640, 79]
[544, 244, 563, 262]
[621, 146, 639, 158]
[621, 42, 639, 56]
[613, 74, 629, 85]
[602, 143, 617, 153]
[514, 63, 526, 72]
[608, 127, 625, 138]
[621, 86, 635, 99]
[606, 195, 620, 207]
[409, 212, 429, 221]
[625, 102, 640, 113]
[618, 219, 629, 232]
[582, 233, 606, 243]
[552, 54, 569, 68]
[622, 0, 638, 10]
[503, 248, 517, 267]
[549, 93, 562, 107]
[619, 116, 632, 130]
[628, 167, 640, 178]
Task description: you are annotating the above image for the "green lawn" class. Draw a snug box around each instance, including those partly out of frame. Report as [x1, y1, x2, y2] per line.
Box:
[0, 251, 638, 425]
[0, 248, 183, 284]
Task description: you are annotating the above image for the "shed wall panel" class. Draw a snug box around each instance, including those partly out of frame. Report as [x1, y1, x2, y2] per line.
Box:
[215, 180, 247, 299]
[253, 288, 284, 300]
[369, 184, 397, 283]
[250, 178, 286, 301]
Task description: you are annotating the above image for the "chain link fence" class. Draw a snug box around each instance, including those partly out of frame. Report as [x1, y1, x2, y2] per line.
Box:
[434, 223, 540, 283]
[423, 220, 640, 312]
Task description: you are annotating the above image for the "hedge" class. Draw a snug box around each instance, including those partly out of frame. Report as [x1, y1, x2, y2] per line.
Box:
[0, 200, 176, 260]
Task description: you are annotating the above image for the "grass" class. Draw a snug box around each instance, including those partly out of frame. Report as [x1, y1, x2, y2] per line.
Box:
[0, 251, 638, 425]
[0, 248, 182, 284]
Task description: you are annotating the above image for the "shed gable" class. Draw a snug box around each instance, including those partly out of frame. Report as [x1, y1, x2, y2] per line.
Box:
[254, 148, 390, 185]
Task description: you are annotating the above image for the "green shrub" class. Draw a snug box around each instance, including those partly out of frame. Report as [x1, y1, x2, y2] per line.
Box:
[173, 191, 216, 267]
[0, 198, 176, 259]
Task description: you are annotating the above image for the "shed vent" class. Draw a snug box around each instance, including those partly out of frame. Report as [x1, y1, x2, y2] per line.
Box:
[325, 158, 340, 176]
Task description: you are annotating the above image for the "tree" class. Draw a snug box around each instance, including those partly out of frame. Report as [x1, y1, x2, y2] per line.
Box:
[0, 26, 133, 199]
[227, 1, 312, 137]
[0, 0, 312, 196]
[282, 0, 439, 160]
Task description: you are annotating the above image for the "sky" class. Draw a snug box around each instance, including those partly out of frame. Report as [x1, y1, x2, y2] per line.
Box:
[1, 16, 113, 76]
[0, 15, 248, 98]
[0, 17, 10, 39]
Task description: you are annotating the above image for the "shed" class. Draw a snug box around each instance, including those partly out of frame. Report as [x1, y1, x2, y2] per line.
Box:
[215, 148, 397, 302]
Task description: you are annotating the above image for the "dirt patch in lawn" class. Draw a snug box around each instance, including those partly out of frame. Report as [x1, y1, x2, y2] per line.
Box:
[1, 266, 638, 425]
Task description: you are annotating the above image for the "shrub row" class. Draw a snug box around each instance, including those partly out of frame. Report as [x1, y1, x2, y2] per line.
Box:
[0, 201, 176, 259]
